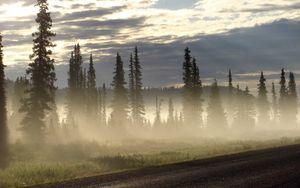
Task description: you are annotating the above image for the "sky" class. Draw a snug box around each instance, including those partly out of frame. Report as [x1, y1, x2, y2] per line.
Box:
[0, 0, 300, 88]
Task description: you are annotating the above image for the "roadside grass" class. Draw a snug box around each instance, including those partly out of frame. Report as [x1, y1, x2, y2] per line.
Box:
[1, 137, 300, 187]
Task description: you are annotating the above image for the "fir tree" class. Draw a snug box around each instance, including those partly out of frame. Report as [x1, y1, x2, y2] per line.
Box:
[128, 53, 135, 123]
[110, 53, 128, 129]
[66, 44, 84, 125]
[182, 47, 193, 125]
[20, 0, 56, 144]
[257, 71, 269, 125]
[132, 47, 145, 125]
[278, 68, 288, 124]
[87, 54, 97, 119]
[206, 80, 227, 130]
[0, 34, 8, 168]
[182, 48, 203, 126]
[227, 69, 235, 125]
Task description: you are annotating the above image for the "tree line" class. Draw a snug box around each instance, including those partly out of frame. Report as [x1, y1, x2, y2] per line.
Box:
[0, 0, 299, 168]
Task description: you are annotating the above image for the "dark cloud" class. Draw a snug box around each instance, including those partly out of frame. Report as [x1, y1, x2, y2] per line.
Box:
[221, 2, 300, 13]
[5, 19, 300, 88]
[62, 17, 147, 28]
[55, 6, 126, 22]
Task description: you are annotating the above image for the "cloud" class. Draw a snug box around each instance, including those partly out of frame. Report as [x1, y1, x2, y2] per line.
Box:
[0, 0, 300, 88]
[55, 6, 126, 22]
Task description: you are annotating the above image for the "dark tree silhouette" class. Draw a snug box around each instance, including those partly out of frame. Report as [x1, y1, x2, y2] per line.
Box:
[182, 48, 203, 127]
[228, 69, 233, 93]
[207, 80, 227, 130]
[128, 53, 135, 123]
[110, 53, 128, 129]
[182, 47, 193, 125]
[87, 54, 98, 120]
[66, 44, 85, 125]
[0, 34, 8, 168]
[257, 71, 269, 125]
[20, 0, 56, 144]
[226, 69, 236, 125]
[129, 47, 145, 125]
[279, 68, 289, 124]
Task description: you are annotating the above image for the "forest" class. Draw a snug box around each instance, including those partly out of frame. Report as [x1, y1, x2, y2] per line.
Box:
[0, 0, 299, 187]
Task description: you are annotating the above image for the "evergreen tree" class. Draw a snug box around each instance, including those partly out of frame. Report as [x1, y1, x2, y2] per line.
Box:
[66, 44, 84, 125]
[132, 47, 145, 125]
[257, 71, 269, 125]
[271, 82, 278, 123]
[279, 68, 289, 124]
[206, 80, 227, 130]
[110, 53, 128, 129]
[182, 48, 203, 127]
[182, 47, 193, 125]
[87, 54, 97, 119]
[128, 53, 135, 123]
[227, 69, 235, 125]
[287, 72, 298, 126]
[20, 0, 56, 144]
[0, 34, 8, 168]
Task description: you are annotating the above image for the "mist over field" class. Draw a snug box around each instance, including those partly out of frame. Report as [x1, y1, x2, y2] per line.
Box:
[0, 0, 300, 187]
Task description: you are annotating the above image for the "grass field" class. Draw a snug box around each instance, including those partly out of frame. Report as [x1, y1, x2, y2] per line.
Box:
[0, 137, 299, 187]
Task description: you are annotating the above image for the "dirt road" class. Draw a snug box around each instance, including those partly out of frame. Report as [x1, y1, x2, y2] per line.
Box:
[29, 144, 300, 188]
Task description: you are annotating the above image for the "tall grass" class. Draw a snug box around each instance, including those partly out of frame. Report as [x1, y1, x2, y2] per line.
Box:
[1, 137, 300, 187]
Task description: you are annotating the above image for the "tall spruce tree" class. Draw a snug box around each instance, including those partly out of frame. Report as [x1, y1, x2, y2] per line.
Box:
[87, 54, 97, 119]
[0, 34, 8, 168]
[128, 53, 135, 123]
[287, 72, 298, 126]
[131, 47, 145, 125]
[257, 71, 269, 125]
[206, 80, 227, 130]
[110, 53, 128, 128]
[227, 69, 235, 125]
[279, 68, 289, 124]
[182, 48, 203, 127]
[66, 44, 85, 125]
[20, 0, 56, 144]
[182, 47, 193, 125]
